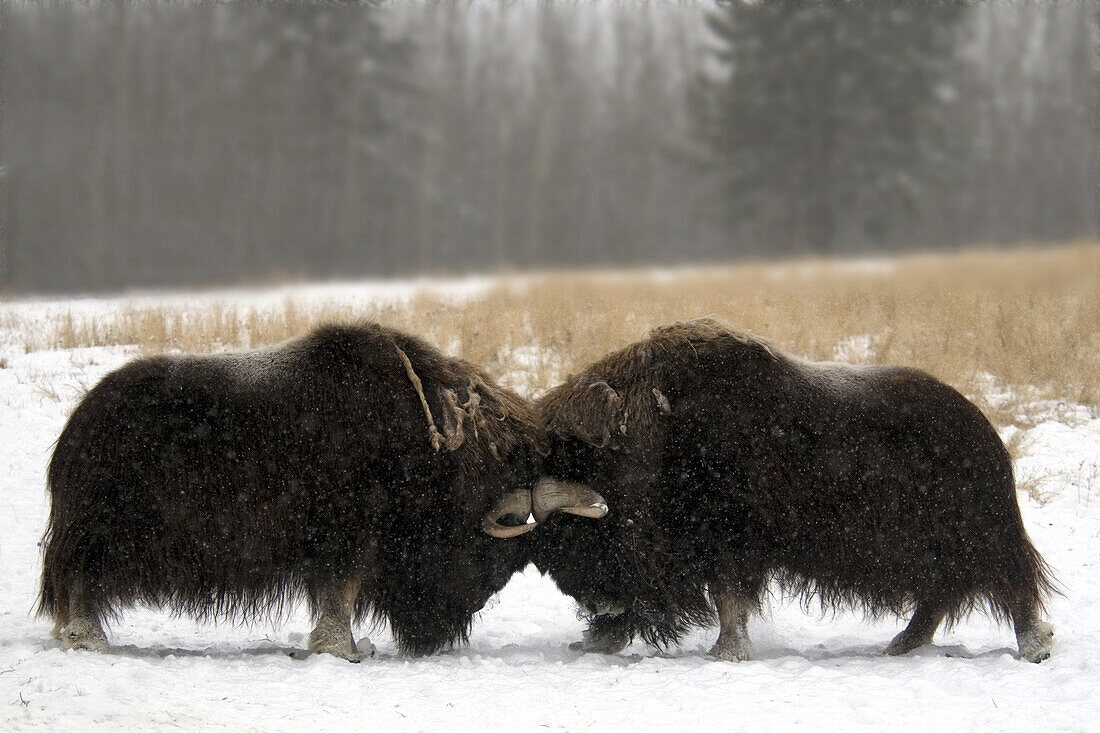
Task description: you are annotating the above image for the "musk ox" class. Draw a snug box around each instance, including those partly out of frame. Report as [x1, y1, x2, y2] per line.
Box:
[532, 318, 1056, 662]
[39, 323, 603, 660]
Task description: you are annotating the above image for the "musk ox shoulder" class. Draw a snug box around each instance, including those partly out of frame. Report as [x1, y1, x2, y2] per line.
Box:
[39, 322, 594, 660]
[533, 318, 1056, 662]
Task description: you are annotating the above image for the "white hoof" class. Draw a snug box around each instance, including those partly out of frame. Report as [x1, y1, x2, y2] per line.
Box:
[1017, 620, 1054, 663]
[708, 639, 755, 662]
[308, 621, 372, 662]
[308, 637, 367, 663]
[64, 619, 107, 652]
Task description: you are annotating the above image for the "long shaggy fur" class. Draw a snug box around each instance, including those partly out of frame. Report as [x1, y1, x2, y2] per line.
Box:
[39, 323, 544, 655]
[533, 318, 1057, 648]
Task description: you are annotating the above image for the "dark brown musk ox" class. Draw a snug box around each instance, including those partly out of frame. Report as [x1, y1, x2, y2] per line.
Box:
[531, 318, 1057, 663]
[38, 323, 604, 660]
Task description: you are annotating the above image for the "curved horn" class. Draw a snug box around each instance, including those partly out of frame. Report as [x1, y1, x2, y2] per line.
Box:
[533, 477, 609, 523]
[481, 490, 536, 539]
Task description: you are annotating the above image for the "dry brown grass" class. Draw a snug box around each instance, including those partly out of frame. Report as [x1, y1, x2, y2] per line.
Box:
[3, 242, 1098, 424]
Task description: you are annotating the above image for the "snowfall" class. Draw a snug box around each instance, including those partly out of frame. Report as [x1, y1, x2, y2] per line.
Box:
[1, 278, 1098, 732]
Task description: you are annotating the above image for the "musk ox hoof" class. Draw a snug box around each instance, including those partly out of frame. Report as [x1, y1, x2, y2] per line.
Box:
[309, 639, 369, 663]
[883, 642, 909, 657]
[330, 646, 363, 663]
[308, 613, 373, 662]
[63, 619, 107, 652]
[884, 632, 931, 657]
[568, 629, 630, 655]
[1017, 621, 1054, 663]
[708, 640, 755, 662]
[568, 639, 628, 654]
[310, 646, 362, 663]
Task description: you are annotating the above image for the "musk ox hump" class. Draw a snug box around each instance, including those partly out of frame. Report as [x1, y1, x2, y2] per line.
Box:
[548, 380, 623, 448]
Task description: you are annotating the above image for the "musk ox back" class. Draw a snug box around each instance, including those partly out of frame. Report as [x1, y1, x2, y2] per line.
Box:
[40, 323, 559, 659]
[533, 318, 1056, 662]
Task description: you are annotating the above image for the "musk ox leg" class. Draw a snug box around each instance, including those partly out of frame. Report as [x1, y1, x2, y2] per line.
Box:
[708, 591, 755, 662]
[569, 613, 631, 654]
[308, 575, 367, 662]
[884, 602, 945, 657]
[62, 581, 107, 651]
[48, 582, 70, 640]
[1013, 606, 1054, 663]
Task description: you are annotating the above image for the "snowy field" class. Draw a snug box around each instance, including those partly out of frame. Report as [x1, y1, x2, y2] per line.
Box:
[1, 282, 1098, 731]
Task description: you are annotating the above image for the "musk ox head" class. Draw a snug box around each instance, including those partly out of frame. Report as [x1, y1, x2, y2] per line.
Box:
[471, 372, 610, 539]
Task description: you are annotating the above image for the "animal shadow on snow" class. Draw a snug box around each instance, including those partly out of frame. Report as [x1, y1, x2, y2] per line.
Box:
[744, 641, 1011, 663]
[48, 640, 304, 661]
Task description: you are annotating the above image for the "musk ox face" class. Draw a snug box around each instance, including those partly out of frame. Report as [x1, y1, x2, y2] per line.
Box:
[534, 374, 714, 647]
[533, 318, 1056, 662]
[38, 323, 606, 660]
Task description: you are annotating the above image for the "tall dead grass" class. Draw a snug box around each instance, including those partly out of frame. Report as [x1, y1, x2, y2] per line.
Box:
[3, 242, 1098, 421]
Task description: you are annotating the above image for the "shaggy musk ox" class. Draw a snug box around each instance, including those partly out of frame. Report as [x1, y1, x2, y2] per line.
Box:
[533, 318, 1056, 662]
[39, 323, 604, 659]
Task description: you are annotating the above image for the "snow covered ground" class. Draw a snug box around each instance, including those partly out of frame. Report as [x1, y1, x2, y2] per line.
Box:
[1, 285, 1098, 731]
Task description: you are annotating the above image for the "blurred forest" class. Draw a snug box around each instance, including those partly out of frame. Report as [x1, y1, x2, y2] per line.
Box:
[2, 0, 1098, 294]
